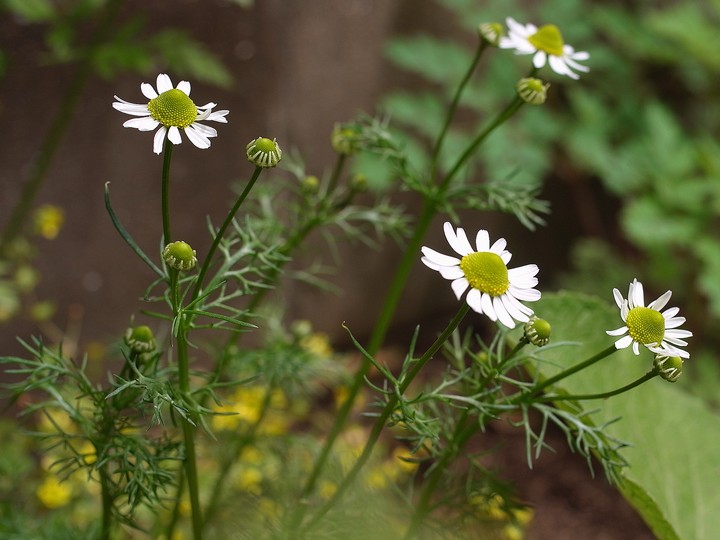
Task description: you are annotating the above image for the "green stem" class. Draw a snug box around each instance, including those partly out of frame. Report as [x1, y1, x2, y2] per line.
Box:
[0, 0, 123, 255]
[99, 467, 113, 540]
[527, 344, 618, 399]
[298, 303, 471, 535]
[291, 198, 438, 511]
[161, 138, 174, 244]
[177, 326, 203, 540]
[190, 166, 263, 302]
[534, 369, 659, 403]
[430, 39, 487, 180]
[441, 96, 524, 189]
[326, 154, 347, 195]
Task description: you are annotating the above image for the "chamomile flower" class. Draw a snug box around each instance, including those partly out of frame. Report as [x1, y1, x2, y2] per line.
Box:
[606, 279, 692, 358]
[113, 74, 229, 154]
[499, 17, 589, 80]
[421, 222, 540, 328]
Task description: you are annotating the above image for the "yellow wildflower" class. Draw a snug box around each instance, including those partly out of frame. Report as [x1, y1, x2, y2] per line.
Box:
[37, 474, 72, 508]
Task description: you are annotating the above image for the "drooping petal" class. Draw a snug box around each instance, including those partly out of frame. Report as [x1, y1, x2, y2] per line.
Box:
[614, 335, 634, 350]
[167, 126, 182, 145]
[465, 288, 483, 313]
[451, 278, 469, 300]
[191, 122, 218, 138]
[493, 296, 515, 328]
[508, 285, 541, 302]
[184, 124, 211, 149]
[153, 126, 167, 155]
[480, 293, 496, 321]
[501, 294, 530, 323]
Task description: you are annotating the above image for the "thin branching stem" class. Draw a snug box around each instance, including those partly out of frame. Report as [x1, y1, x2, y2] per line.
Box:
[297, 303, 470, 535]
[191, 166, 264, 302]
[535, 369, 659, 403]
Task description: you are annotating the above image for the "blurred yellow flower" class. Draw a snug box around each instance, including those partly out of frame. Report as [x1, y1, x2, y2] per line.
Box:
[300, 332, 333, 358]
[33, 205, 64, 240]
[37, 474, 72, 508]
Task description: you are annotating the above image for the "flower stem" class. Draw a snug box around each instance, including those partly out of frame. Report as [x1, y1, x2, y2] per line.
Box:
[527, 344, 618, 399]
[297, 303, 471, 535]
[534, 368, 660, 403]
[191, 166, 264, 302]
[441, 96, 525, 189]
[176, 326, 203, 540]
[430, 39, 487, 180]
[161, 137, 175, 244]
[0, 0, 123, 256]
[99, 467, 113, 540]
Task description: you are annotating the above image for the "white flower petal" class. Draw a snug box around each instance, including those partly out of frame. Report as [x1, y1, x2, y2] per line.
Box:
[632, 341, 640, 355]
[141, 82, 158, 100]
[185, 124, 211, 149]
[123, 117, 159, 131]
[191, 122, 218, 138]
[420, 246, 460, 267]
[612, 289, 624, 310]
[205, 109, 229, 123]
[508, 285, 541, 302]
[614, 335, 634, 350]
[662, 307, 679, 319]
[504, 293, 534, 317]
[439, 266, 465, 280]
[153, 126, 167, 155]
[475, 230, 489, 252]
[501, 294, 530, 323]
[466, 288, 483, 313]
[177, 80, 191, 95]
[533, 51, 548, 69]
[490, 237, 507, 254]
[649, 290, 672, 311]
[444, 222, 473, 256]
[451, 278, 469, 300]
[501, 252, 512, 265]
[665, 329, 693, 339]
[112, 101, 151, 116]
[631, 280, 645, 309]
[664, 316, 686, 329]
[421, 257, 442, 271]
[606, 326, 628, 337]
[493, 296, 515, 328]
[480, 293, 497, 321]
[156, 74, 173, 93]
[168, 126, 182, 145]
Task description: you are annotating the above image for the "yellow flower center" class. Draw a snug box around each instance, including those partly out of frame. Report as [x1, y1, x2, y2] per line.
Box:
[528, 24, 565, 57]
[147, 88, 197, 128]
[459, 252, 509, 297]
[626, 307, 665, 345]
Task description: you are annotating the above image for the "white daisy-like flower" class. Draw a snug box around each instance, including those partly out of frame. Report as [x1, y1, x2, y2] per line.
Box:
[499, 17, 589, 80]
[113, 74, 229, 154]
[421, 222, 540, 328]
[606, 278, 692, 358]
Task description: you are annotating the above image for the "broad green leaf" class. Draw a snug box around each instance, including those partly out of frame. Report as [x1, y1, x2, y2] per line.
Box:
[531, 292, 720, 540]
[385, 35, 472, 86]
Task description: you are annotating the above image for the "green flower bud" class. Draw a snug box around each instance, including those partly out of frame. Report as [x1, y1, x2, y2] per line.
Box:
[524, 316, 551, 347]
[246, 137, 282, 168]
[654, 355, 683, 383]
[124, 325, 156, 353]
[163, 241, 197, 271]
[478, 22, 504, 46]
[516, 77, 549, 105]
[301, 175, 320, 193]
[350, 173, 367, 192]
[330, 123, 361, 155]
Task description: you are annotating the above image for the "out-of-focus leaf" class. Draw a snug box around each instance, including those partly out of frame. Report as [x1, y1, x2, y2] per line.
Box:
[151, 30, 232, 89]
[3, 0, 55, 22]
[385, 35, 472, 86]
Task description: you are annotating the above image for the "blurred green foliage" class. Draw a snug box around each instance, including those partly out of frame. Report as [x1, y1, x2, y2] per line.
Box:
[0, 0, 233, 87]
